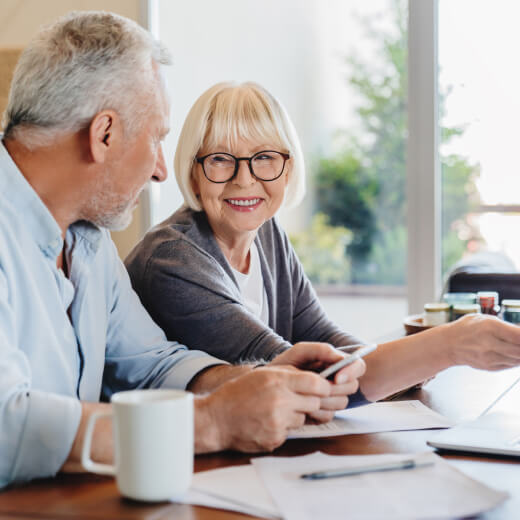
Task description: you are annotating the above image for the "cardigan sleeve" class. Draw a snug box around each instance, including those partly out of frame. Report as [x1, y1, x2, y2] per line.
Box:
[126, 238, 291, 364]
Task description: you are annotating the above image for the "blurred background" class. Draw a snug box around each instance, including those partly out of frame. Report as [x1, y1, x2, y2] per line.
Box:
[2, 0, 519, 340]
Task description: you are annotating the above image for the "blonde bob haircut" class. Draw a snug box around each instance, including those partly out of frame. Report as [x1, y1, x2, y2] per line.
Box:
[174, 81, 306, 211]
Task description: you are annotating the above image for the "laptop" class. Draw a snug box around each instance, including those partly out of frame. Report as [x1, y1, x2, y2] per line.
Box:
[426, 375, 520, 457]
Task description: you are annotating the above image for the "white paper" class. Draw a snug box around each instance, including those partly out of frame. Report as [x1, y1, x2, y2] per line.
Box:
[176, 464, 280, 519]
[288, 400, 454, 439]
[252, 451, 509, 520]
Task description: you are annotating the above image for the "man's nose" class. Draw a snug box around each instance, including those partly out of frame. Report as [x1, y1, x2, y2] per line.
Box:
[152, 145, 168, 183]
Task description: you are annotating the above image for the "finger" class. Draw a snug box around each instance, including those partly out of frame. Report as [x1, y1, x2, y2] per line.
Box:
[319, 395, 348, 411]
[329, 380, 360, 397]
[285, 370, 332, 397]
[288, 393, 322, 415]
[287, 411, 307, 430]
[287, 342, 343, 367]
[488, 318, 520, 345]
[334, 358, 366, 384]
[306, 409, 336, 424]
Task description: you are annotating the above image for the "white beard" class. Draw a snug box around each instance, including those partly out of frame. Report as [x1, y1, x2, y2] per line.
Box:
[83, 171, 139, 231]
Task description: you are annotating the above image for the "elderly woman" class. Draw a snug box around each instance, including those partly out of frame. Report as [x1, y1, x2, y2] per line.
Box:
[126, 81, 520, 403]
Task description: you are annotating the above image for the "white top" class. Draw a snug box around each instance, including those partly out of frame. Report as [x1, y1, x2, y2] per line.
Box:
[231, 242, 269, 324]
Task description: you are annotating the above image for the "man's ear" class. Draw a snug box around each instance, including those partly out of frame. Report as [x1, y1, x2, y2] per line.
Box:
[88, 110, 121, 163]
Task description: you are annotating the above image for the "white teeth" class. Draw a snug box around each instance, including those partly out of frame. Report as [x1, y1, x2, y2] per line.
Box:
[227, 198, 260, 207]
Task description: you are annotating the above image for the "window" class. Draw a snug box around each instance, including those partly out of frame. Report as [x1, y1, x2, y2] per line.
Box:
[439, 0, 520, 278]
[153, 0, 409, 340]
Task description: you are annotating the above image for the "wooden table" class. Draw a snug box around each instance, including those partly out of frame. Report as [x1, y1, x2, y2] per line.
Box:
[2, 365, 520, 519]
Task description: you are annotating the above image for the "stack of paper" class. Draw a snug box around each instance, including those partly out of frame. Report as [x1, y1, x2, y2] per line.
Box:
[174, 401, 508, 518]
[252, 451, 508, 520]
[179, 452, 508, 519]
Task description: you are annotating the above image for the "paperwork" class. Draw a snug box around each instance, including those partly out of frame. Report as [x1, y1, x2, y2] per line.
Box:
[288, 400, 453, 439]
[174, 402, 504, 518]
[252, 451, 509, 520]
[178, 464, 280, 519]
[176, 452, 508, 519]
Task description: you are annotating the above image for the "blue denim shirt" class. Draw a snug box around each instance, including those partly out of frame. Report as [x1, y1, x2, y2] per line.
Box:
[0, 140, 224, 487]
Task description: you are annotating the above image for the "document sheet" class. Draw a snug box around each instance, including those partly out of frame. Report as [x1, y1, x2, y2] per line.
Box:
[177, 464, 279, 519]
[252, 451, 508, 520]
[288, 400, 454, 439]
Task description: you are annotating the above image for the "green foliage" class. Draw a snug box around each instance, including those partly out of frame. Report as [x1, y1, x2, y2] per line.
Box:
[310, 0, 480, 285]
[441, 155, 481, 272]
[290, 213, 352, 284]
[315, 150, 377, 259]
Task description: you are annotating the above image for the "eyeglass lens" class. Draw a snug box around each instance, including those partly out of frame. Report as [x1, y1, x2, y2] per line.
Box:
[203, 151, 286, 182]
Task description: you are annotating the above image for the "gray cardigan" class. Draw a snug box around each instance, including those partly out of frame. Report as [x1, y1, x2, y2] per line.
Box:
[125, 206, 363, 363]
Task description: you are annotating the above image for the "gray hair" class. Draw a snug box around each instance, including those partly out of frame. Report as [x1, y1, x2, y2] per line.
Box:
[175, 81, 306, 210]
[2, 11, 171, 149]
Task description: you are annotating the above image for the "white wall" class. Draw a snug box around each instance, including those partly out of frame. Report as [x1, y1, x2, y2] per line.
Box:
[0, 0, 140, 45]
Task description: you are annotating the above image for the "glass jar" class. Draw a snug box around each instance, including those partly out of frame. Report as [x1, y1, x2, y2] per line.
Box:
[442, 293, 477, 321]
[477, 291, 500, 316]
[501, 299, 520, 324]
[442, 292, 477, 305]
[423, 303, 450, 326]
[452, 303, 481, 321]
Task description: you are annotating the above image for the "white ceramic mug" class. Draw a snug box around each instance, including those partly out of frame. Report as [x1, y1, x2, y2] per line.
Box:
[81, 389, 193, 502]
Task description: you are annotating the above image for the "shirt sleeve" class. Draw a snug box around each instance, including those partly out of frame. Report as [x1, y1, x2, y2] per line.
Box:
[126, 238, 291, 364]
[102, 244, 226, 398]
[0, 268, 82, 488]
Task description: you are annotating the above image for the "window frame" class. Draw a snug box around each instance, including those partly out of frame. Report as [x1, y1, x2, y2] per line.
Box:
[407, 0, 441, 313]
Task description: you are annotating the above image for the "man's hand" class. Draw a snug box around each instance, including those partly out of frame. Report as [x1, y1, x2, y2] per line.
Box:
[194, 367, 331, 453]
[269, 342, 366, 423]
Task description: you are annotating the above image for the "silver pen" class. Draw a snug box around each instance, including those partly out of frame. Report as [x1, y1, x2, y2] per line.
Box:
[300, 459, 434, 480]
[336, 345, 363, 353]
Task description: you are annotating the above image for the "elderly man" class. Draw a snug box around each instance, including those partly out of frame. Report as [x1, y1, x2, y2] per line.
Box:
[0, 11, 365, 487]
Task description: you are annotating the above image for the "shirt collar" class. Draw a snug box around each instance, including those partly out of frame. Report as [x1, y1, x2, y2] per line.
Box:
[0, 138, 102, 258]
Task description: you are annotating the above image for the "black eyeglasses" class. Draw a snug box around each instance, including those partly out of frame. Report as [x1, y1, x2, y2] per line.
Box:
[195, 150, 290, 183]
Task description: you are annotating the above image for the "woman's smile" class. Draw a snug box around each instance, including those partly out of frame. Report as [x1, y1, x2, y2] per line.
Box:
[224, 197, 264, 212]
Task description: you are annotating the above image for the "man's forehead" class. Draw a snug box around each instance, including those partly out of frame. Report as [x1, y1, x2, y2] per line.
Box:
[149, 79, 170, 133]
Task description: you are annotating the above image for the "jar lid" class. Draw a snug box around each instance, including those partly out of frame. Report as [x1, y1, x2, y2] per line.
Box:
[424, 302, 450, 312]
[502, 299, 520, 309]
[452, 303, 481, 314]
[477, 291, 499, 299]
[443, 292, 477, 303]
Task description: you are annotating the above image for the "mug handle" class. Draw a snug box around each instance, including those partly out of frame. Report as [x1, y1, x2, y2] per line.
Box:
[81, 410, 116, 475]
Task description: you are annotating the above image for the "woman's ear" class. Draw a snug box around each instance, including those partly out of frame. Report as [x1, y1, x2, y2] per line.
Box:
[190, 168, 200, 197]
[284, 157, 293, 187]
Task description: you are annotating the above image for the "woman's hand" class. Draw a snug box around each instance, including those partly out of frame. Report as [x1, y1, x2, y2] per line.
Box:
[445, 313, 520, 370]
